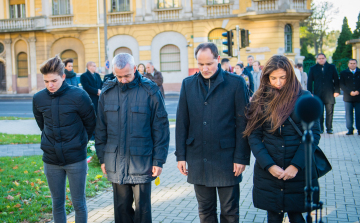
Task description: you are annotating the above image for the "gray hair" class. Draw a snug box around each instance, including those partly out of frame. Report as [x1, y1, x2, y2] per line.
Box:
[247, 55, 254, 59]
[112, 53, 135, 69]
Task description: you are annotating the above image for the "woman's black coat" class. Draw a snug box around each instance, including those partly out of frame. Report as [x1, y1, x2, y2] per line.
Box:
[248, 90, 321, 213]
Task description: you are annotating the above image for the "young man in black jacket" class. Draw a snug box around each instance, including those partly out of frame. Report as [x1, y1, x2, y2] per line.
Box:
[33, 55, 96, 223]
[340, 59, 360, 135]
[307, 53, 340, 134]
[176, 43, 250, 222]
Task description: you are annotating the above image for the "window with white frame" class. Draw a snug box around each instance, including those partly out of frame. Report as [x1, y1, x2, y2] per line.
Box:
[52, 0, 71, 15]
[157, 0, 179, 9]
[111, 0, 130, 12]
[160, 45, 181, 72]
[207, 0, 229, 5]
[285, 24, 292, 53]
[9, 0, 26, 19]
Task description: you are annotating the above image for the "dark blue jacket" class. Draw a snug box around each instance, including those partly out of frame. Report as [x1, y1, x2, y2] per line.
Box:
[175, 64, 250, 187]
[340, 67, 360, 102]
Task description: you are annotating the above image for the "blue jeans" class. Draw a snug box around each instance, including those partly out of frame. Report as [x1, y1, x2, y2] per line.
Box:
[345, 101, 360, 132]
[65, 76, 78, 86]
[44, 159, 88, 223]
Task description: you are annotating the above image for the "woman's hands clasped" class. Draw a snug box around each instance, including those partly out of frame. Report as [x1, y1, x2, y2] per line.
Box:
[268, 165, 298, 181]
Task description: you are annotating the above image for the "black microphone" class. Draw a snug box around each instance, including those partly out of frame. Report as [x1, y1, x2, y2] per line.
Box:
[295, 95, 323, 124]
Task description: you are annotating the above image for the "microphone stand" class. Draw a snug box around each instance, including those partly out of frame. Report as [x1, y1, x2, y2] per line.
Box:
[302, 121, 323, 223]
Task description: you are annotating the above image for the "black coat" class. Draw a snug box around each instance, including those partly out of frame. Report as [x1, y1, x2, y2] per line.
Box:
[104, 73, 116, 82]
[340, 67, 360, 102]
[95, 71, 170, 184]
[307, 62, 340, 104]
[248, 90, 321, 213]
[175, 64, 250, 187]
[241, 68, 255, 97]
[80, 70, 103, 113]
[143, 70, 165, 98]
[33, 81, 96, 166]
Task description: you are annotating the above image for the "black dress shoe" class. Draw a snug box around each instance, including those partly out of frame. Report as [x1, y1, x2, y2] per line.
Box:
[346, 131, 354, 135]
[327, 130, 333, 134]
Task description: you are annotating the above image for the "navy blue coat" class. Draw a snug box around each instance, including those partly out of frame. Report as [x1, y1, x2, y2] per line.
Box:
[33, 81, 96, 166]
[249, 90, 321, 213]
[95, 71, 170, 184]
[340, 67, 360, 102]
[80, 70, 103, 113]
[307, 62, 340, 104]
[175, 65, 251, 187]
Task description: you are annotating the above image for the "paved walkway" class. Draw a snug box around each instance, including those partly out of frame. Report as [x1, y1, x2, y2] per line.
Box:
[62, 121, 359, 223]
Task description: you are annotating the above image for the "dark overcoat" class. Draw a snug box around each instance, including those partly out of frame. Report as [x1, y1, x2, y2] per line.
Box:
[307, 62, 340, 104]
[143, 70, 165, 98]
[248, 90, 321, 213]
[340, 67, 360, 102]
[175, 65, 251, 187]
[80, 70, 103, 112]
[95, 71, 170, 184]
[33, 81, 96, 166]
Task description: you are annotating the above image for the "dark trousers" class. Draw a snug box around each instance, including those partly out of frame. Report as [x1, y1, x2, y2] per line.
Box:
[320, 103, 334, 131]
[267, 211, 305, 223]
[194, 184, 240, 223]
[112, 182, 152, 223]
[345, 101, 360, 131]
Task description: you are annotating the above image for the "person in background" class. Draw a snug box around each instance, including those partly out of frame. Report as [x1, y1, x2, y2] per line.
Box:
[33, 55, 96, 223]
[245, 55, 254, 73]
[252, 60, 262, 92]
[307, 53, 340, 134]
[80, 62, 103, 114]
[245, 55, 320, 223]
[289, 59, 302, 81]
[234, 63, 254, 98]
[138, 63, 146, 76]
[296, 63, 308, 90]
[340, 59, 360, 135]
[104, 72, 115, 82]
[63, 58, 78, 86]
[144, 62, 165, 98]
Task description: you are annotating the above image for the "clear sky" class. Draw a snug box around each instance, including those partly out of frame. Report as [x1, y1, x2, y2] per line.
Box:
[314, 0, 360, 32]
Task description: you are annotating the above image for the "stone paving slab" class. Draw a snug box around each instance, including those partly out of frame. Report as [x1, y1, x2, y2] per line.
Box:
[63, 121, 360, 223]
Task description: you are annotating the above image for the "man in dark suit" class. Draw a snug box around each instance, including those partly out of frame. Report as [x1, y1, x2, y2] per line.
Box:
[175, 42, 250, 222]
[80, 62, 103, 113]
[307, 53, 340, 134]
[144, 62, 165, 98]
[340, 59, 360, 135]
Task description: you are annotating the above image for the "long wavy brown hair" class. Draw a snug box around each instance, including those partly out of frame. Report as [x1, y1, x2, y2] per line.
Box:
[243, 55, 302, 137]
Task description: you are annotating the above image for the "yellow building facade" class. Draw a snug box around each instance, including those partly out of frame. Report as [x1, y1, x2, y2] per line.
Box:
[0, 0, 311, 94]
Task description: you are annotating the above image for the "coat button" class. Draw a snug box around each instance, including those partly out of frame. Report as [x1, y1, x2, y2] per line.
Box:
[281, 210, 283, 213]
[203, 122, 207, 125]
[204, 158, 207, 162]
[204, 102, 208, 105]
[282, 145, 284, 147]
[281, 189, 283, 191]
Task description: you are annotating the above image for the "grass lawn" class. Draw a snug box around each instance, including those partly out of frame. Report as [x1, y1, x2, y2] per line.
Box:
[0, 117, 34, 120]
[0, 133, 41, 145]
[168, 119, 176, 122]
[0, 155, 111, 223]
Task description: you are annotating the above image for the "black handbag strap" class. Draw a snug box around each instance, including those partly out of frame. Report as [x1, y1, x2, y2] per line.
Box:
[288, 116, 303, 137]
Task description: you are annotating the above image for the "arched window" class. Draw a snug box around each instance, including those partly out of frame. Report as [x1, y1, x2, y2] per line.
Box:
[285, 24, 292, 53]
[114, 47, 132, 56]
[111, 0, 130, 12]
[17, 52, 28, 77]
[160, 45, 180, 72]
[61, 50, 78, 73]
[53, 0, 70, 15]
[208, 28, 227, 57]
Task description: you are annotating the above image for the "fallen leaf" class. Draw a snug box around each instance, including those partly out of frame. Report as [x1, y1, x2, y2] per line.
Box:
[13, 181, 20, 186]
[34, 170, 40, 173]
[30, 182, 34, 187]
[31, 162, 36, 165]
[44, 195, 51, 198]
[94, 175, 103, 179]
[13, 203, 21, 208]
[0, 168, 4, 172]
[5, 195, 14, 200]
[66, 188, 70, 192]
[12, 166, 18, 170]
[24, 170, 28, 174]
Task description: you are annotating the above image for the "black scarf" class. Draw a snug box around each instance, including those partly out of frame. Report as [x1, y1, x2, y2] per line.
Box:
[64, 69, 76, 78]
[118, 71, 141, 92]
[47, 81, 69, 97]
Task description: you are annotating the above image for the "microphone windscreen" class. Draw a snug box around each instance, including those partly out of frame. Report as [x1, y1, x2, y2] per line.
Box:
[295, 95, 323, 123]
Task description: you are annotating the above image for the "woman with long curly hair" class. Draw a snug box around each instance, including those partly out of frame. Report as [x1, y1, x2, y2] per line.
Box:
[244, 55, 321, 222]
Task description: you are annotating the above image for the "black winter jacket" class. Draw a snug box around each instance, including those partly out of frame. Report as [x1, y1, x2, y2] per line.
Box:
[307, 62, 340, 104]
[249, 90, 321, 213]
[95, 71, 170, 184]
[340, 68, 360, 102]
[175, 64, 250, 187]
[33, 81, 96, 166]
[80, 70, 103, 113]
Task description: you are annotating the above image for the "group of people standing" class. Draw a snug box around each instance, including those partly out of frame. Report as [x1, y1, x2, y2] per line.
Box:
[32, 41, 359, 223]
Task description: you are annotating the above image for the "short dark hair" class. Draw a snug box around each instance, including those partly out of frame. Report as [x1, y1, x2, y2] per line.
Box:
[236, 63, 244, 69]
[316, 53, 326, 58]
[40, 55, 64, 76]
[195, 42, 219, 60]
[349, 59, 358, 64]
[221, 58, 230, 64]
[253, 60, 260, 66]
[63, 58, 73, 67]
[296, 63, 303, 68]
